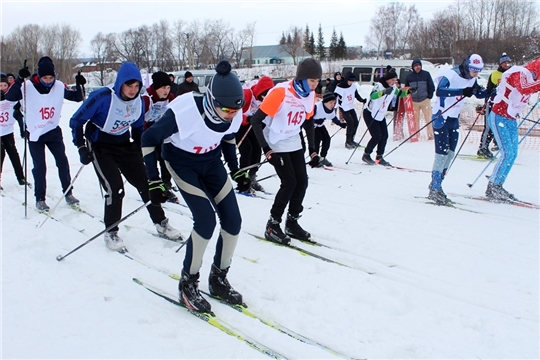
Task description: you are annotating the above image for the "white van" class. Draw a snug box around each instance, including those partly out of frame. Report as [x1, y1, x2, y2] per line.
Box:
[170, 69, 239, 93]
[341, 59, 435, 85]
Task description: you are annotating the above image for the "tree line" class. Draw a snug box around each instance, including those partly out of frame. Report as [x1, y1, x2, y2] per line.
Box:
[1, 0, 538, 84]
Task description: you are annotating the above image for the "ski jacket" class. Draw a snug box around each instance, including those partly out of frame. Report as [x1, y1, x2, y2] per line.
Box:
[491, 66, 540, 120]
[405, 68, 434, 103]
[176, 80, 200, 96]
[141, 92, 239, 180]
[70, 62, 145, 148]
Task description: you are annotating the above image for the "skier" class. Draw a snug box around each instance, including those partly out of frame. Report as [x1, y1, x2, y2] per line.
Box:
[250, 58, 322, 245]
[69, 62, 182, 251]
[141, 60, 248, 313]
[477, 53, 512, 159]
[310, 92, 346, 167]
[362, 69, 412, 166]
[334, 72, 366, 148]
[485, 57, 540, 201]
[0, 73, 27, 190]
[142, 71, 178, 203]
[428, 54, 489, 204]
[5, 56, 84, 211]
[237, 75, 274, 193]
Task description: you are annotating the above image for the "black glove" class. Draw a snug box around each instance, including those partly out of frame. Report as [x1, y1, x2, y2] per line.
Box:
[231, 170, 251, 193]
[462, 87, 474, 97]
[19, 66, 31, 79]
[264, 147, 284, 167]
[339, 122, 347, 128]
[148, 179, 168, 206]
[384, 87, 394, 95]
[75, 71, 86, 86]
[308, 155, 321, 168]
[78, 146, 94, 165]
[409, 87, 418, 94]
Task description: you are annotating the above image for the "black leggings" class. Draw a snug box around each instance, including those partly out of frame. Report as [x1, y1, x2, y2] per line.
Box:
[314, 126, 331, 158]
[363, 108, 388, 156]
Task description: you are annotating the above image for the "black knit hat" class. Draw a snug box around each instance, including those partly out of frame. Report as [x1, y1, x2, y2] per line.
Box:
[412, 58, 422, 68]
[383, 68, 398, 80]
[322, 92, 336, 103]
[152, 71, 171, 90]
[37, 56, 55, 78]
[207, 60, 244, 109]
[0, 73, 7, 84]
[296, 58, 322, 81]
[184, 71, 193, 79]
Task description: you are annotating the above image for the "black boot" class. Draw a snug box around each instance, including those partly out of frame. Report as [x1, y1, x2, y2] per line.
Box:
[486, 182, 515, 201]
[285, 213, 312, 242]
[265, 216, 291, 245]
[375, 155, 391, 166]
[208, 264, 243, 305]
[362, 152, 376, 165]
[179, 271, 211, 313]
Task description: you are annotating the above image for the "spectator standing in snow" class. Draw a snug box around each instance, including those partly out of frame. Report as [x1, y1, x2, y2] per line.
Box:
[141, 60, 247, 313]
[0, 73, 26, 190]
[237, 75, 274, 193]
[250, 58, 322, 245]
[176, 71, 200, 96]
[427, 54, 489, 205]
[142, 71, 178, 203]
[326, 71, 341, 94]
[5, 56, 84, 211]
[477, 53, 512, 159]
[362, 69, 411, 166]
[334, 72, 366, 149]
[485, 57, 540, 201]
[168, 74, 179, 97]
[405, 58, 435, 140]
[310, 92, 346, 167]
[69, 62, 182, 251]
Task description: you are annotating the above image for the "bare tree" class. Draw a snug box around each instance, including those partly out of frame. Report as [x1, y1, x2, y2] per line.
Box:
[171, 20, 188, 70]
[279, 26, 303, 65]
[90, 32, 117, 86]
[6, 24, 42, 73]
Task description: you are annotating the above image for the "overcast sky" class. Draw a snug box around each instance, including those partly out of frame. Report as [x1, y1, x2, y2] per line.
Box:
[1, 0, 453, 57]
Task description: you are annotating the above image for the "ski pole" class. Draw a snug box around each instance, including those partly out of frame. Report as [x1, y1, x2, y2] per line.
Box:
[56, 201, 152, 261]
[447, 102, 487, 172]
[22, 59, 28, 219]
[236, 125, 252, 148]
[467, 101, 540, 188]
[37, 164, 85, 228]
[384, 96, 466, 158]
[329, 126, 343, 139]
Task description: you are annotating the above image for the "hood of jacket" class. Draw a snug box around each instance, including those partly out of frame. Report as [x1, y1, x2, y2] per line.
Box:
[251, 76, 274, 100]
[113, 62, 142, 99]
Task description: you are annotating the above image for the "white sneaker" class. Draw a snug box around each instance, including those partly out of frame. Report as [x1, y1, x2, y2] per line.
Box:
[104, 231, 126, 251]
[155, 218, 183, 240]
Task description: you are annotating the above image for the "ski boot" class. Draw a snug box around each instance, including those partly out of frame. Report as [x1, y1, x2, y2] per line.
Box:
[104, 231, 126, 251]
[284, 213, 312, 242]
[208, 264, 243, 305]
[179, 271, 211, 313]
[375, 155, 391, 166]
[362, 153, 376, 165]
[265, 216, 291, 245]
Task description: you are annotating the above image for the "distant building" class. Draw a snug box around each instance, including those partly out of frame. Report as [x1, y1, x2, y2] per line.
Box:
[240, 45, 312, 66]
[73, 59, 122, 72]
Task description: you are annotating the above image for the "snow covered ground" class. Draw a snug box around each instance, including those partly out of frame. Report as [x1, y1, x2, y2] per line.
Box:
[1, 100, 539, 359]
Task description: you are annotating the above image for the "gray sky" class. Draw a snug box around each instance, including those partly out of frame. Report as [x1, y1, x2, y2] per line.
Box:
[1, 0, 453, 57]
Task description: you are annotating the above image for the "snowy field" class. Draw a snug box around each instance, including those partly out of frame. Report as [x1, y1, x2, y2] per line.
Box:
[1, 100, 539, 359]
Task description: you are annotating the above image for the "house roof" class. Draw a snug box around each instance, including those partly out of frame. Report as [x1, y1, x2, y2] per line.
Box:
[243, 45, 311, 59]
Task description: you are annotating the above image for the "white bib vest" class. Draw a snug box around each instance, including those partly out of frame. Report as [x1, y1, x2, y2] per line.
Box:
[144, 96, 170, 123]
[334, 85, 357, 111]
[313, 101, 336, 128]
[493, 66, 533, 118]
[433, 69, 476, 118]
[23, 80, 65, 141]
[169, 94, 242, 154]
[99, 90, 142, 135]
[263, 81, 315, 148]
[366, 83, 396, 121]
[0, 100, 18, 136]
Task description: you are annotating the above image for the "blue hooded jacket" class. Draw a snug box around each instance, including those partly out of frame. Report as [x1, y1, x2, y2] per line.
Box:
[70, 62, 144, 148]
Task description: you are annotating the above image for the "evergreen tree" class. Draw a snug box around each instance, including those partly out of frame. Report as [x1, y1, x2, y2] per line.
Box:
[316, 23, 325, 60]
[337, 31, 347, 59]
[329, 27, 338, 60]
[309, 32, 315, 56]
[303, 24, 312, 54]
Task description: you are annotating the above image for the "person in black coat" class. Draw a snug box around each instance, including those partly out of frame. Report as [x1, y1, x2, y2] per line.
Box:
[168, 74, 180, 96]
[177, 71, 200, 96]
